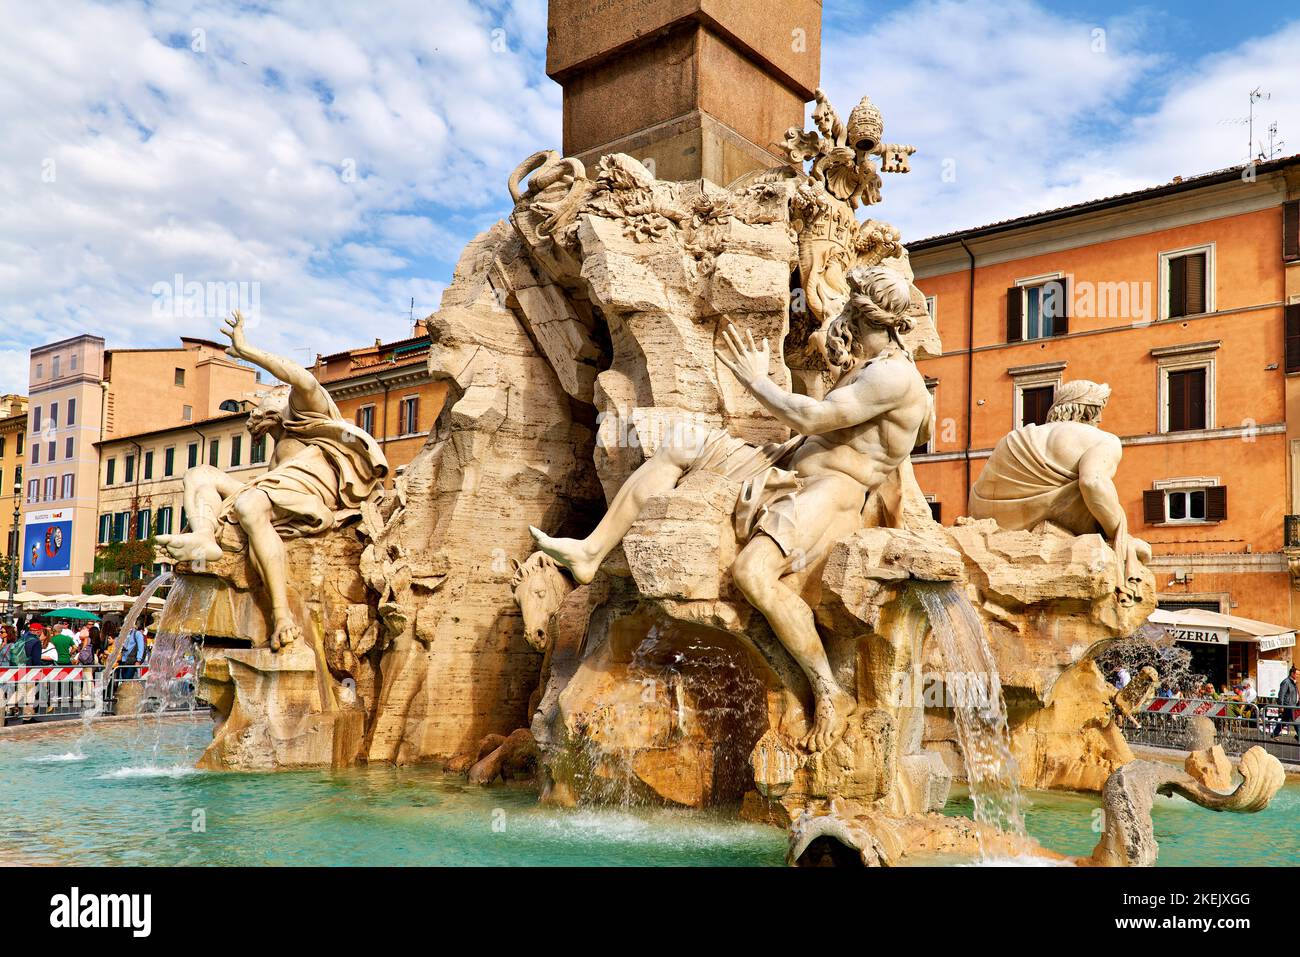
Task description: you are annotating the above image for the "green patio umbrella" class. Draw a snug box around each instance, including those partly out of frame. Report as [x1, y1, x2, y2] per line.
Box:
[38, 607, 101, 622]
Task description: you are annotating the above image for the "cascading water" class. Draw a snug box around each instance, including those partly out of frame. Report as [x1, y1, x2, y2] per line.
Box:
[912, 581, 1026, 853]
[105, 572, 216, 773]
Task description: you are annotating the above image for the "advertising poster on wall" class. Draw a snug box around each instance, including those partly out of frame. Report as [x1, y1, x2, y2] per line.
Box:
[22, 508, 73, 578]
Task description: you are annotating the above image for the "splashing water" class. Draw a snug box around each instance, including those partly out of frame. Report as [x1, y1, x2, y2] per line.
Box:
[913, 582, 1025, 848]
[106, 573, 216, 773]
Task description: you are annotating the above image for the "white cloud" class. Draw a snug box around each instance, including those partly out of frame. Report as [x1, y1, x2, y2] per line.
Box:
[0, 0, 559, 394]
[5, 0, 1299, 403]
[818, 0, 1163, 241]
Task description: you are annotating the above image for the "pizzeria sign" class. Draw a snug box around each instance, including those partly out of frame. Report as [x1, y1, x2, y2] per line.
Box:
[1167, 626, 1228, 646]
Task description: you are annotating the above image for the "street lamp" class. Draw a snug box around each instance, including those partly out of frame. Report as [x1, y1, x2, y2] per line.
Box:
[6, 478, 19, 627]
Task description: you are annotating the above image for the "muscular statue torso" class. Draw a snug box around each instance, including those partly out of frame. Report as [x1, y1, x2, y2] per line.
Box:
[786, 351, 931, 492]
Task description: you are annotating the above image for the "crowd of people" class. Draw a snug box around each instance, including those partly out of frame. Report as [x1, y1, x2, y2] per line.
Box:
[0, 615, 153, 722]
[1114, 664, 1300, 740]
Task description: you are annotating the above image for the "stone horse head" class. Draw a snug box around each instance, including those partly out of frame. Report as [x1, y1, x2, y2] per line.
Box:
[510, 552, 574, 653]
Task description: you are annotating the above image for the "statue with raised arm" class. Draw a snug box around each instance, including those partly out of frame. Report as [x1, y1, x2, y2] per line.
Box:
[531, 266, 933, 751]
[968, 380, 1151, 604]
[157, 312, 389, 651]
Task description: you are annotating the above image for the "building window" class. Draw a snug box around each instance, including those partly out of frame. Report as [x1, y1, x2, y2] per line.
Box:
[26, 479, 37, 503]
[67, 397, 75, 425]
[112, 512, 128, 543]
[164, 446, 175, 477]
[51, 355, 60, 378]
[16, 433, 22, 455]
[155, 506, 173, 536]
[188, 442, 199, 468]
[34, 363, 41, 380]
[13, 465, 19, 488]
[183, 404, 193, 421]
[357, 404, 376, 435]
[398, 396, 419, 435]
[134, 509, 151, 540]
[42, 476, 55, 501]
[46, 440, 54, 462]
[1154, 342, 1217, 434]
[1143, 481, 1227, 526]
[106, 458, 116, 485]
[1160, 244, 1214, 320]
[143, 450, 154, 479]
[124, 453, 135, 483]
[49, 402, 57, 429]
[64, 437, 73, 459]
[60, 473, 73, 499]
[30, 443, 38, 465]
[31, 406, 40, 433]
[230, 434, 242, 468]
[0, 436, 6, 457]
[98, 514, 111, 545]
[251, 434, 267, 464]
[175, 368, 186, 387]
[1019, 385, 1055, 427]
[924, 296, 936, 323]
[1010, 361, 1065, 431]
[208, 438, 220, 467]
[1007, 274, 1068, 342]
[70, 353, 77, 371]
[1166, 368, 1207, 431]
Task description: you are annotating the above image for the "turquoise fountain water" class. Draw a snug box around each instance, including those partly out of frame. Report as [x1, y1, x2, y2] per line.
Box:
[2, 717, 1292, 865]
[0, 719, 785, 866]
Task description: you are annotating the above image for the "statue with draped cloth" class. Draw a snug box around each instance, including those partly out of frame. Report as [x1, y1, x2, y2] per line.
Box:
[969, 379, 1150, 604]
[157, 312, 389, 650]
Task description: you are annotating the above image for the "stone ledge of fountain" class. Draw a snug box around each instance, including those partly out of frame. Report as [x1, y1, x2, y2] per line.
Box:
[787, 743, 1287, 867]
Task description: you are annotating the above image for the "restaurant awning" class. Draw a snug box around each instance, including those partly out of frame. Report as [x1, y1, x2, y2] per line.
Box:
[1148, 608, 1296, 652]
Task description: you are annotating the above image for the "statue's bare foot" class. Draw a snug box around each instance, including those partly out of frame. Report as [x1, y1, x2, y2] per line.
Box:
[800, 688, 855, 754]
[270, 618, 301, 652]
[155, 533, 222, 565]
[529, 527, 600, 584]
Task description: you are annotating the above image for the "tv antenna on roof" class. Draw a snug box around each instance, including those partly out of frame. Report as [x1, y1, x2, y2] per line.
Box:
[1264, 121, 1286, 161]
[1248, 87, 1271, 163]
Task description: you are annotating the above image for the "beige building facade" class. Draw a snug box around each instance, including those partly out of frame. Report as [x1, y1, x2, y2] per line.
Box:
[22, 335, 261, 594]
[94, 408, 274, 586]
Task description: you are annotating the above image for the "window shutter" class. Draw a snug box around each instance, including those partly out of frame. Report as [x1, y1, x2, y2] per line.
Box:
[1205, 485, 1227, 522]
[1167, 370, 1187, 431]
[1006, 287, 1023, 343]
[1143, 490, 1165, 525]
[1185, 253, 1206, 314]
[1055, 278, 1070, 336]
[1284, 200, 1299, 262]
[1168, 255, 1188, 318]
[1287, 303, 1300, 374]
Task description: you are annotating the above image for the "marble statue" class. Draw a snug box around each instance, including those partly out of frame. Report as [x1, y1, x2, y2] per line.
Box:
[531, 265, 932, 751]
[157, 312, 388, 650]
[968, 379, 1151, 603]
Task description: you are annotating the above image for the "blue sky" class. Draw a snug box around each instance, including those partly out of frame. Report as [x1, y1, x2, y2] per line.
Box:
[1, 0, 1297, 395]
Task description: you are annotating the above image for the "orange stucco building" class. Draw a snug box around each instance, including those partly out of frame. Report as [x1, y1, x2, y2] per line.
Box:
[907, 155, 1300, 686]
[310, 330, 446, 485]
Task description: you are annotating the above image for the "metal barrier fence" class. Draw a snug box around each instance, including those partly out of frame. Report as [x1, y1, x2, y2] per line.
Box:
[1124, 696, 1300, 765]
[0, 665, 190, 726]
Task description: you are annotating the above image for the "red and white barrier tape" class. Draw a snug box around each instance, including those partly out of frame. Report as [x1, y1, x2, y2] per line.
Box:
[1145, 698, 1231, 718]
[0, 666, 189, 682]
